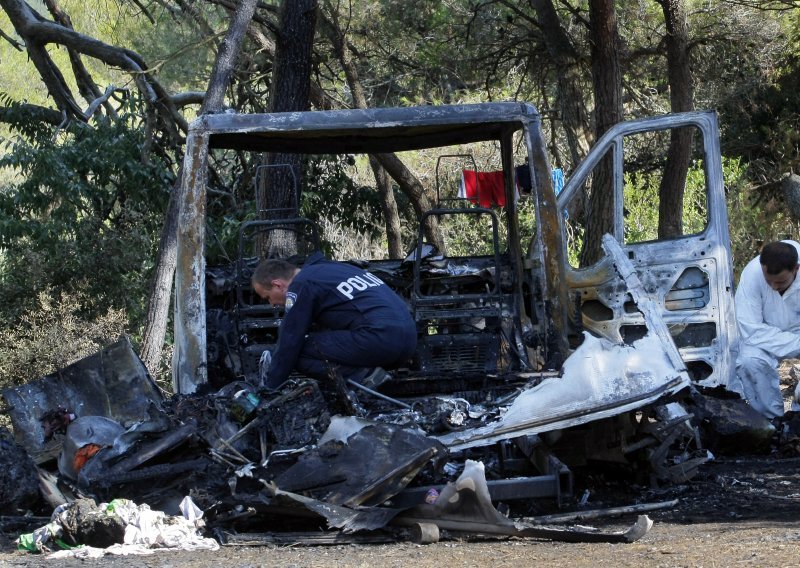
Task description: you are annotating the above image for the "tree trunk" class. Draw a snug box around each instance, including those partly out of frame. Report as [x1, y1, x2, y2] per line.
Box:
[258, 0, 318, 258]
[243, 24, 334, 111]
[369, 155, 404, 258]
[580, 0, 623, 266]
[374, 153, 445, 253]
[657, 0, 694, 239]
[138, 185, 180, 374]
[529, 0, 593, 167]
[140, 0, 260, 376]
[320, 3, 403, 258]
[529, 0, 594, 222]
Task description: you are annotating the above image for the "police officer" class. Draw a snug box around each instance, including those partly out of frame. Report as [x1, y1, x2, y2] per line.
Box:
[251, 252, 417, 390]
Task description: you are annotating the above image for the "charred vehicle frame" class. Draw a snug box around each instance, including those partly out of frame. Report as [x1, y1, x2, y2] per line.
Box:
[175, 102, 738, 491]
[2, 103, 747, 545]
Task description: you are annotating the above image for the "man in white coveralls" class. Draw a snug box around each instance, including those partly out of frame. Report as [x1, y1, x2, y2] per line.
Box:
[731, 240, 800, 419]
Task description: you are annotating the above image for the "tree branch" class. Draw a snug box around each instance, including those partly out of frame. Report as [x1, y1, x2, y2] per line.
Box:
[0, 25, 23, 49]
[171, 91, 206, 108]
[2, 0, 193, 138]
[82, 85, 119, 120]
[129, 0, 157, 24]
[43, 0, 114, 117]
[0, 102, 70, 126]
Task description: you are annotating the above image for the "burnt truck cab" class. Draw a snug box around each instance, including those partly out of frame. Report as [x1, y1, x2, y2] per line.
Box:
[174, 103, 738, 482]
[176, 103, 572, 393]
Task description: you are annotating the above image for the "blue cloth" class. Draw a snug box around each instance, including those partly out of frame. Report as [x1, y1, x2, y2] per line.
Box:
[551, 168, 565, 195]
[265, 252, 417, 388]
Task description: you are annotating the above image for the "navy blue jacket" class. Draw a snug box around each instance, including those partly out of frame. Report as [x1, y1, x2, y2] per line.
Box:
[267, 252, 415, 384]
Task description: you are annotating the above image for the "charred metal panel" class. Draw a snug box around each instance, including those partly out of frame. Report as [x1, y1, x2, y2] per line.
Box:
[437, 330, 689, 451]
[415, 333, 501, 374]
[621, 322, 716, 348]
[198, 103, 540, 154]
[569, 246, 733, 386]
[1, 339, 164, 463]
[601, 235, 687, 371]
[500, 130, 536, 368]
[665, 267, 710, 311]
[274, 418, 445, 507]
[524, 122, 571, 366]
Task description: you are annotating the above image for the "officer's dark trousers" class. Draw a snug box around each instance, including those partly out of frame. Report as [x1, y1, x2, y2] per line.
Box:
[295, 319, 417, 381]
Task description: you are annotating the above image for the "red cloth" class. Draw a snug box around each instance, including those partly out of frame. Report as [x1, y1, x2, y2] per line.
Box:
[460, 170, 507, 207]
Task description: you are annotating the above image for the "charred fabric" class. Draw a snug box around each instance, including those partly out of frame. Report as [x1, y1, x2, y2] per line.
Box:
[0, 241, 775, 548]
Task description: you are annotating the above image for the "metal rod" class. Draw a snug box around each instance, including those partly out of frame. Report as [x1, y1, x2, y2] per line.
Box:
[347, 379, 412, 409]
[525, 499, 679, 524]
[216, 437, 250, 463]
[223, 417, 262, 446]
[210, 450, 239, 469]
[211, 447, 246, 464]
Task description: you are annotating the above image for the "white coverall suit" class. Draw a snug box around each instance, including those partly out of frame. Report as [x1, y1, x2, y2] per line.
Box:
[729, 240, 800, 419]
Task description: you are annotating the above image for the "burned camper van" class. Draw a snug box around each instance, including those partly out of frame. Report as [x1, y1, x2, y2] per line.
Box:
[173, 104, 737, 510]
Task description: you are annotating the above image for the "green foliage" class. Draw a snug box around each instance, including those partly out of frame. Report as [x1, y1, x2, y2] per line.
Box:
[206, 212, 254, 265]
[0, 93, 57, 142]
[619, 154, 798, 279]
[438, 209, 501, 257]
[722, 158, 800, 279]
[439, 197, 539, 258]
[0, 98, 172, 329]
[203, 154, 403, 262]
[302, 156, 385, 235]
[0, 289, 129, 390]
[301, 155, 398, 255]
[111, 1, 219, 93]
[333, 0, 527, 107]
[622, 161, 708, 243]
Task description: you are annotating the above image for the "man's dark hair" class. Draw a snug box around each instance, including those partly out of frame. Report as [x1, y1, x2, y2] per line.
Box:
[252, 259, 298, 287]
[759, 241, 799, 275]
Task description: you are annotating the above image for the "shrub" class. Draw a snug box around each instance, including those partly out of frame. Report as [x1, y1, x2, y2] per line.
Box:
[0, 289, 128, 391]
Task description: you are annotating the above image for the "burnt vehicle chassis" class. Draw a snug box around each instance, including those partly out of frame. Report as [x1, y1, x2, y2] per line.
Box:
[169, 103, 738, 528]
[0, 104, 756, 547]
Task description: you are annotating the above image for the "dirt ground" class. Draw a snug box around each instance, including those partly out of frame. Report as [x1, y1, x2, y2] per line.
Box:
[2, 370, 800, 567]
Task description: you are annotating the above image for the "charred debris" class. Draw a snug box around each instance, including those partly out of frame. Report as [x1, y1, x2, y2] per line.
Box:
[0, 239, 773, 548]
[0, 325, 687, 547]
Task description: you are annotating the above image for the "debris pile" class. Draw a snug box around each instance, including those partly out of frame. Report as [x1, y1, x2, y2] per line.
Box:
[2, 236, 785, 555]
[16, 496, 218, 557]
[0, 427, 40, 513]
[0, 333, 718, 554]
[1, 329, 788, 558]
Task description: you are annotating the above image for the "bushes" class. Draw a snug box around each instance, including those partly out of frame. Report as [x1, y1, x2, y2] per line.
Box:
[0, 289, 128, 391]
[0, 99, 172, 388]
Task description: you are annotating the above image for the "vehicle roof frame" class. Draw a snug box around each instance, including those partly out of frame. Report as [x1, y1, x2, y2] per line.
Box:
[172, 102, 565, 393]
